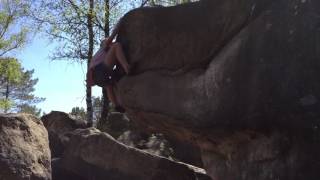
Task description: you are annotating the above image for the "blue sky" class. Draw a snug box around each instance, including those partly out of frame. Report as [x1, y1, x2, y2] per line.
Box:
[15, 35, 101, 114]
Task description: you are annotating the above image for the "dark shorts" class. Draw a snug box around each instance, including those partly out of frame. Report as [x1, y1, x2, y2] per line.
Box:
[92, 62, 125, 87]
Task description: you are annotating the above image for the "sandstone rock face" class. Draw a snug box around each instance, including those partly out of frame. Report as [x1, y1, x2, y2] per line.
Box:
[116, 0, 320, 179]
[59, 128, 211, 180]
[0, 114, 51, 180]
[200, 131, 320, 180]
[118, 0, 320, 137]
[41, 111, 87, 157]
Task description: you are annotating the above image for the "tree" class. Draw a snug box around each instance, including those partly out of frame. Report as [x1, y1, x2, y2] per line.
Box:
[0, 0, 31, 57]
[0, 57, 22, 112]
[70, 96, 104, 124]
[70, 106, 87, 120]
[92, 96, 103, 122]
[29, 0, 146, 126]
[0, 58, 44, 114]
[30, 0, 110, 126]
[17, 104, 42, 117]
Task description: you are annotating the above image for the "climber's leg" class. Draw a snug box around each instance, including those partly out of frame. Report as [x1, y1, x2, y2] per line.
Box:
[105, 85, 125, 113]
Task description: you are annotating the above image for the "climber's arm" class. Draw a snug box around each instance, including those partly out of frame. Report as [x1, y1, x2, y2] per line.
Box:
[113, 42, 130, 74]
[110, 17, 123, 40]
[104, 18, 123, 46]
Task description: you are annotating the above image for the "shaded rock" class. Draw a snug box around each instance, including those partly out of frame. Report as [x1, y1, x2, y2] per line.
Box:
[168, 137, 203, 168]
[41, 111, 87, 157]
[51, 158, 86, 180]
[116, 130, 149, 148]
[116, 0, 320, 179]
[97, 112, 130, 138]
[59, 128, 211, 180]
[140, 133, 173, 158]
[0, 113, 51, 180]
[200, 131, 320, 180]
[118, 0, 320, 137]
[98, 113, 203, 166]
[119, 132, 175, 159]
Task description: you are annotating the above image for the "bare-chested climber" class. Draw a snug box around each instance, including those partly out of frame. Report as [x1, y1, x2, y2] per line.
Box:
[87, 19, 129, 113]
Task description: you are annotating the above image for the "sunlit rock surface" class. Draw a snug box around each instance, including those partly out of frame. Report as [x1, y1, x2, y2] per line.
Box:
[0, 114, 51, 180]
[42, 111, 87, 158]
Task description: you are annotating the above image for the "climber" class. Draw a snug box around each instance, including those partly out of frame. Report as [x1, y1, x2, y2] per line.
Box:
[87, 18, 129, 113]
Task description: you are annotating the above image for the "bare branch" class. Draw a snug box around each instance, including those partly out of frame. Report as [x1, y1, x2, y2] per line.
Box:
[140, 0, 151, 7]
[0, 43, 19, 57]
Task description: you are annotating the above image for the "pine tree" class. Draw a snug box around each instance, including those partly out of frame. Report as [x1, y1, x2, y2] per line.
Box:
[70, 106, 87, 120]
[0, 58, 44, 115]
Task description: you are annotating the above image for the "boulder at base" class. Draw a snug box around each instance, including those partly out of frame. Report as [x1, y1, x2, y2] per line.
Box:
[0, 113, 51, 180]
[41, 111, 87, 157]
[98, 112, 204, 167]
[59, 128, 211, 180]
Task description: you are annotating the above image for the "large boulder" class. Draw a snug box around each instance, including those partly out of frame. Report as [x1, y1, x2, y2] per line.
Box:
[0, 113, 51, 180]
[116, 0, 320, 179]
[58, 128, 211, 180]
[41, 111, 87, 157]
[118, 0, 320, 137]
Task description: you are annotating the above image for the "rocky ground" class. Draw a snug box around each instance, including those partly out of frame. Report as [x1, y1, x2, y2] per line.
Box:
[0, 112, 211, 180]
[97, 112, 204, 167]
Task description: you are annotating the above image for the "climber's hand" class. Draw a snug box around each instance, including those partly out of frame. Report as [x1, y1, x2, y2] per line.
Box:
[104, 37, 113, 47]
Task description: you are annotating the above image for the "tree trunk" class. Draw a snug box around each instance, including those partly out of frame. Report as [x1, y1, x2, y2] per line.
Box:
[5, 80, 9, 113]
[100, 0, 110, 122]
[104, 0, 110, 38]
[86, 0, 94, 127]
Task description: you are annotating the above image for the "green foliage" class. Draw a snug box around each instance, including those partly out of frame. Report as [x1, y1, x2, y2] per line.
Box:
[70, 106, 87, 120]
[0, 99, 12, 112]
[70, 96, 103, 123]
[29, 0, 153, 62]
[0, 58, 22, 111]
[17, 104, 42, 117]
[0, 58, 44, 113]
[30, 0, 98, 61]
[0, 0, 30, 57]
[0, 57, 22, 84]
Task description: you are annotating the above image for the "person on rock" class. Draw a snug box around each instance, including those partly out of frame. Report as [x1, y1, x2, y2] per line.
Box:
[87, 19, 129, 113]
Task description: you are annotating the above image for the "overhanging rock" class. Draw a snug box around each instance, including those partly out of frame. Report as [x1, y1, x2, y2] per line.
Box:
[116, 0, 320, 179]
